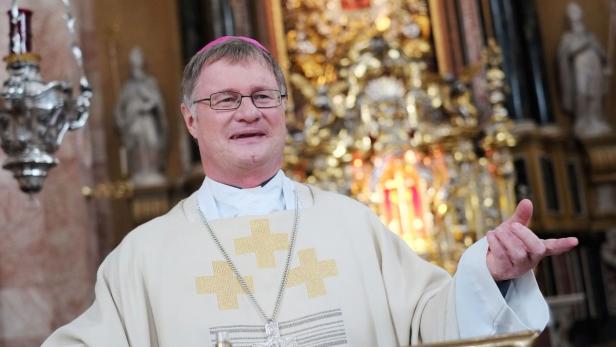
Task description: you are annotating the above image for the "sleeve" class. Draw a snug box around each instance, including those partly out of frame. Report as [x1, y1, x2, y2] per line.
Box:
[454, 237, 549, 338]
[369, 213, 459, 345]
[41, 235, 157, 347]
[373, 213, 548, 345]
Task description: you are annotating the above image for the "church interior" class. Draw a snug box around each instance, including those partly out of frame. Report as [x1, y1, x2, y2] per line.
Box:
[0, 0, 615, 346]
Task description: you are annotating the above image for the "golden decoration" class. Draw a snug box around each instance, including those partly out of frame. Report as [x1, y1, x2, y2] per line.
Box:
[281, 0, 517, 272]
[2, 52, 41, 64]
[195, 261, 255, 310]
[413, 330, 539, 347]
[287, 248, 338, 298]
[81, 180, 133, 199]
[234, 219, 290, 268]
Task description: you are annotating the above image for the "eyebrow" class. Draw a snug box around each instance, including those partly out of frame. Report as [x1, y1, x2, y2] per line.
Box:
[209, 85, 279, 94]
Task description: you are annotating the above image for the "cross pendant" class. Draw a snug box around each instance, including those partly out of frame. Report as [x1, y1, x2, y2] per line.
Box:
[253, 320, 297, 347]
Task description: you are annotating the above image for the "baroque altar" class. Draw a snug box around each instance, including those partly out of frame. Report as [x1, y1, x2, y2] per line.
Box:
[268, 0, 517, 272]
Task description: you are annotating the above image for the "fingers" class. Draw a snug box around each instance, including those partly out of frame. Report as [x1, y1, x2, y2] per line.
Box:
[487, 231, 512, 265]
[486, 219, 578, 281]
[510, 223, 546, 263]
[487, 222, 541, 281]
[492, 226, 532, 265]
[486, 230, 513, 281]
[506, 199, 533, 227]
[544, 237, 579, 256]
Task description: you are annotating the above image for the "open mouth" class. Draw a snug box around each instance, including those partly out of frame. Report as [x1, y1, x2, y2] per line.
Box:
[230, 131, 266, 140]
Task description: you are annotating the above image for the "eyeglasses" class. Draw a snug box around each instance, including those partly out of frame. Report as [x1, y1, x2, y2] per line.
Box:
[192, 89, 286, 110]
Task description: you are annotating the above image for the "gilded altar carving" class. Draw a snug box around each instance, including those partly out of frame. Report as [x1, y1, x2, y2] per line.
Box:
[277, 0, 517, 270]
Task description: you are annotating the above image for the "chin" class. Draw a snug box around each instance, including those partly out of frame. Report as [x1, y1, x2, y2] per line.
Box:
[227, 137, 284, 167]
[233, 151, 272, 167]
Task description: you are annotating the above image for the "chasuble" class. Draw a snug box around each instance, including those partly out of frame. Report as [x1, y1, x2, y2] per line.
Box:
[42, 182, 548, 347]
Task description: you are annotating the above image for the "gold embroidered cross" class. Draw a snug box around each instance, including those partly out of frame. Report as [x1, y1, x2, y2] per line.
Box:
[195, 261, 254, 310]
[234, 219, 289, 268]
[287, 248, 338, 298]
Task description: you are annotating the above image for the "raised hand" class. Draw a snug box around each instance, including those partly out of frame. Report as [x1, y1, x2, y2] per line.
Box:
[486, 199, 578, 281]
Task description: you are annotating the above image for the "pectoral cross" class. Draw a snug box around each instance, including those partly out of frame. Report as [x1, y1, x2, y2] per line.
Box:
[253, 320, 297, 347]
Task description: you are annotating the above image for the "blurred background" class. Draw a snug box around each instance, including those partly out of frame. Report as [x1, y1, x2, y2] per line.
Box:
[0, 0, 615, 346]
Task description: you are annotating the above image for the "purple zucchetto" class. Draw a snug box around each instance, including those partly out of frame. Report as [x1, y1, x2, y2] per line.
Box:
[198, 35, 269, 54]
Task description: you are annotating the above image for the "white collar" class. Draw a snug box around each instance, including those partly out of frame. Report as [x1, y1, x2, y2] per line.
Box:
[197, 170, 297, 221]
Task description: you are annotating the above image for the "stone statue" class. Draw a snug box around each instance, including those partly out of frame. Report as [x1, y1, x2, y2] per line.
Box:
[557, 2, 612, 139]
[114, 47, 168, 186]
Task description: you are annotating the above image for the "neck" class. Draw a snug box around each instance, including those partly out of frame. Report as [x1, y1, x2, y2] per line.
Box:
[572, 22, 585, 33]
[204, 167, 280, 189]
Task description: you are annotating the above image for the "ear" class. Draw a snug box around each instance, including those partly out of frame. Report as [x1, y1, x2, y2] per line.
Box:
[181, 103, 198, 139]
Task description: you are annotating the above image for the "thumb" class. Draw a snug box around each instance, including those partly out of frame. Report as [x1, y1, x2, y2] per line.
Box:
[545, 237, 579, 256]
[506, 199, 533, 227]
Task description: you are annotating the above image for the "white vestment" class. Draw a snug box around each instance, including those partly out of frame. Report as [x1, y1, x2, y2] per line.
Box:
[42, 173, 548, 346]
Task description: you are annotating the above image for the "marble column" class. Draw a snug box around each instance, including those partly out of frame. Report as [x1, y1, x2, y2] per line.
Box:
[0, 0, 105, 346]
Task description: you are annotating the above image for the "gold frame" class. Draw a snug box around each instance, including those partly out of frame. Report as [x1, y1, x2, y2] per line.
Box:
[263, 0, 289, 73]
[412, 331, 539, 347]
[262, 0, 294, 111]
[427, 0, 453, 76]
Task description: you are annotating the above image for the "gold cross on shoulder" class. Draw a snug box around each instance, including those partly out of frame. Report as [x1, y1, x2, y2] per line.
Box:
[195, 261, 255, 310]
[235, 219, 290, 268]
[287, 248, 338, 298]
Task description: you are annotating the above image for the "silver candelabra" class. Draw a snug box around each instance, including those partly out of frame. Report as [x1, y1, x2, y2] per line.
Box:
[0, 0, 92, 193]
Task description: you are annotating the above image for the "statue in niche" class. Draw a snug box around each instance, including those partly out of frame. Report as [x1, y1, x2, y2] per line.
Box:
[557, 2, 612, 139]
[114, 47, 168, 187]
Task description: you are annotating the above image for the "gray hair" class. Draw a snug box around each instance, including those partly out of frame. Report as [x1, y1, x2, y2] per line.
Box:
[181, 38, 287, 106]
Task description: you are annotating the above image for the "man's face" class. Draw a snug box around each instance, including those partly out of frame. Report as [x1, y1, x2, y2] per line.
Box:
[181, 58, 287, 183]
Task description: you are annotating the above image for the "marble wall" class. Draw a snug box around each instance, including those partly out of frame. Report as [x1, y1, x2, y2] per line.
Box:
[0, 0, 107, 346]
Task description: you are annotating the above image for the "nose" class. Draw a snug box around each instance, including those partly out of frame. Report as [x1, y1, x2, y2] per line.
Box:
[233, 96, 262, 123]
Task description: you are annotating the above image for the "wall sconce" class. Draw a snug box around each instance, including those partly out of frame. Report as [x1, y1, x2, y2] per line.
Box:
[0, 0, 92, 193]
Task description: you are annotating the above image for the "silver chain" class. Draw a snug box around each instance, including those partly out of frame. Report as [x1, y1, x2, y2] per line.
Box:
[197, 191, 300, 322]
[60, 0, 90, 88]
